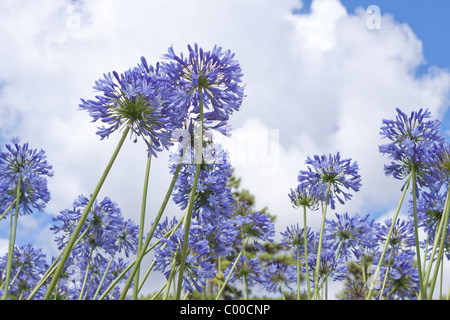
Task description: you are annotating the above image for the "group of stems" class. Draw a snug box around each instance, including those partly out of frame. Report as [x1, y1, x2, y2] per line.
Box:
[366, 168, 450, 300]
[26, 86, 206, 300]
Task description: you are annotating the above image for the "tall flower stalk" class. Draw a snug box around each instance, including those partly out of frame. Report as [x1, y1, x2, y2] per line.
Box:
[377, 108, 444, 299]
[297, 153, 361, 299]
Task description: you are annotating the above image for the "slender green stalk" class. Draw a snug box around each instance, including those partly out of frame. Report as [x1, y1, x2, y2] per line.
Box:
[27, 221, 94, 300]
[243, 274, 249, 300]
[313, 182, 331, 300]
[303, 205, 311, 299]
[163, 261, 180, 300]
[79, 249, 94, 300]
[93, 256, 114, 300]
[150, 282, 167, 300]
[44, 127, 130, 300]
[118, 153, 185, 300]
[378, 249, 394, 299]
[133, 151, 153, 300]
[411, 167, 424, 300]
[296, 246, 301, 300]
[175, 88, 204, 300]
[215, 237, 250, 300]
[427, 185, 450, 300]
[2, 177, 21, 300]
[422, 185, 450, 296]
[0, 198, 17, 222]
[366, 173, 412, 300]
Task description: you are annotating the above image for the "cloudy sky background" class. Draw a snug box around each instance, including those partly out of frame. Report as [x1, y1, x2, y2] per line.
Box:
[1, 0, 450, 298]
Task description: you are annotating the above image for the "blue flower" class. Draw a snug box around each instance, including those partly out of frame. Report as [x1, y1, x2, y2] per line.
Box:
[288, 183, 326, 211]
[235, 211, 275, 250]
[0, 243, 49, 299]
[0, 137, 53, 215]
[51, 195, 136, 259]
[224, 255, 263, 287]
[324, 213, 377, 261]
[298, 152, 361, 210]
[261, 262, 297, 294]
[170, 142, 235, 222]
[79, 57, 181, 156]
[154, 228, 216, 293]
[191, 215, 239, 258]
[161, 43, 245, 124]
[379, 108, 444, 191]
[279, 224, 315, 261]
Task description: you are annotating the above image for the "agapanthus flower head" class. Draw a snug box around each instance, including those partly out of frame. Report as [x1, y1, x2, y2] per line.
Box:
[428, 141, 450, 191]
[51, 195, 134, 259]
[379, 108, 444, 191]
[0, 137, 53, 215]
[235, 211, 275, 250]
[280, 224, 315, 260]
[261, 262, 297, 294]
[161, 43, 245, 123]
[324, 213, 377, 260]
[154, 228, 216, 293]
[170, 142, 235, 221]
[413, 190, 445, 242]
[343, 281, 367, 300]
[377, 218, 416, 256]
[79, 57, 180, 156]
[191, 215, 239, 257]
[298, 152, 361, 209]
[224, 256, 263, 287]
[376, 252, 419, 300]
[0, 243, 49, 299]
[288, 182, 326, 211]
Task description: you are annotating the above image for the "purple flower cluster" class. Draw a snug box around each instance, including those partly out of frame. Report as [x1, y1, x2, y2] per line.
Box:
[0, 137, 53, 215]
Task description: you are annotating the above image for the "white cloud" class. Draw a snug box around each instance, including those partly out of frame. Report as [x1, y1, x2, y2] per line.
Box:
[1, 0, 450, 299]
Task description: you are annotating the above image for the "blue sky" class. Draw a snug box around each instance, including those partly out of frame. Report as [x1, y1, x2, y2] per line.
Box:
[1, 0, 450, 298]
[340, 0, 450, 132]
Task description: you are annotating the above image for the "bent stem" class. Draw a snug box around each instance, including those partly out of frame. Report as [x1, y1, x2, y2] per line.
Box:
[44, 126, 130, 300]
[0, 198, 17, 222]
[366, 173, 412, 300]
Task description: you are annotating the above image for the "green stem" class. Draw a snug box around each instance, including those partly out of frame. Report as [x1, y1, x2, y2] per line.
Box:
[44, 126, 130, 300]
[378, 249, 394, 299]
[2, 177, 21, 300]
[175, 88, 204, 300]
[0, 198, 17, 222]
[427, 185, 450, 300]
[27, 221, 94, 300]
[118, 152, 185, 300]
[79, 249, 94, 300]
[366, 173, 412, 300]
[133, 151, 153, 300]
[313, 182, 331, 300]
[411, 167, 424, 300]
[303, 205, 311, 300]
[422, 185, 450, 296]
[215, 238, 250, 300]
[93, 256, 114, 300]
